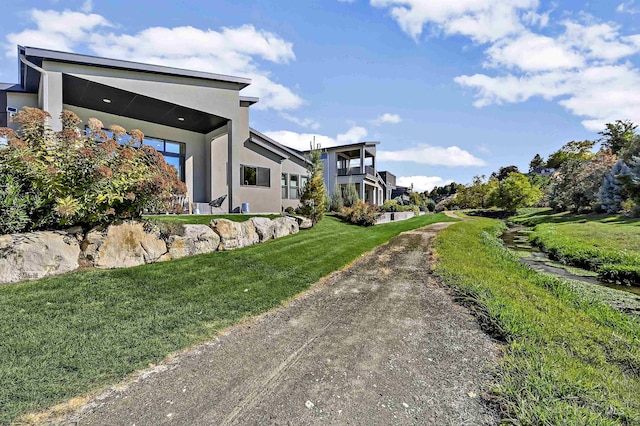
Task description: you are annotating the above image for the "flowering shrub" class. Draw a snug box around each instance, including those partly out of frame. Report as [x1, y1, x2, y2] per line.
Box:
[338, 200, 382, 226]
[0, 108, 186, 234]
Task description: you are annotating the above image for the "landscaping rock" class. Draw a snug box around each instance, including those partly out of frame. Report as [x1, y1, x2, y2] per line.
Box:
[250, 217, 275, 242]
[81, 222, 167, 268]
[292, 215, 313, 229]
[211, 219, 259, 250]
[168, 225, 220, 259]
[0, 231, 81, 284]
[273, 217, 299, 238]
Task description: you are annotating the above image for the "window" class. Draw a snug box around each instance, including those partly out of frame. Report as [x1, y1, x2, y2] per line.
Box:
[301, 176, 309, 190]
[241, 165, 270, 187]
[289, 174, 299, 199]
[281, 173, 288, 199]
[85, 126, 186, 182]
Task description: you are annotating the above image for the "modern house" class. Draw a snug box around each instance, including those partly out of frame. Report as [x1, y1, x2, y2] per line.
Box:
[378, 171, 396, 203]
[314, 141, 386, 206]
[0, 46, 309, 213]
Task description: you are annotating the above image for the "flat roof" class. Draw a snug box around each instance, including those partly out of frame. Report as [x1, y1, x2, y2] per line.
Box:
[303, 141, 380, 153]
[250, 128, 310, 164]
[20, 46, 252, 89]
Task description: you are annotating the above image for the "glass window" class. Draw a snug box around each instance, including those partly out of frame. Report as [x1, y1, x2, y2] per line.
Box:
[144, 138, 164, 151]
[281, 173, 288, 199]
[300, 176, 308, 190]
[290, 174, 299, 199]
[164, 156, 182, 179]
[0, 136, 7, 148]
[165, 141, 182, 154]
[241, 165, 270, 187]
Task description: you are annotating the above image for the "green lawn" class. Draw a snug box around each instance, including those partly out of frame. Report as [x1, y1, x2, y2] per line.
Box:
[435, 218, 640, 425]
[512, 209, 640, 285]
[0, 213, 455, 425]
[145, 213, 282, 225]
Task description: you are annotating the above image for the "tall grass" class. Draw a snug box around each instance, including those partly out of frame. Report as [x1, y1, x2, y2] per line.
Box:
[435, 218, 640, 425]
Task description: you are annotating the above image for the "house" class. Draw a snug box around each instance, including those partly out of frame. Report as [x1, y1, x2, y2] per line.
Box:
[378, 171, 396, 203]
[311, 141, 386, 206]
[0, 46, 309, 213]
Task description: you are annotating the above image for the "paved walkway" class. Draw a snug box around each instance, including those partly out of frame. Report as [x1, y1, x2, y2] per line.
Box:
[62, 221, 499, 425]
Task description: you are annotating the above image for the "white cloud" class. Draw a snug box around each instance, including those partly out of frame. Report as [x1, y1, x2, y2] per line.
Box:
[371, 113, 402, 125]
[617, 1, 640, 14]
[5, 10, 303, 110]
[378, 144, 487, 167]
[80, 0, 93, 13]
[279, 113, 321, 130]
[264, 125, 367, 151]
[396, 175, 453, 192]
[370, 0, 538, 42]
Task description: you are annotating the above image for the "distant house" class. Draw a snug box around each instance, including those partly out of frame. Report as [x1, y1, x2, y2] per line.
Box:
[1, 46, 308, 213]
[310, 142, 386, 205]
[378, 171, 396, 203]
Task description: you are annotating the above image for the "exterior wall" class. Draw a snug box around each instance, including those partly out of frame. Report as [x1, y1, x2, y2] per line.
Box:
[4, 92, 38, 130]
[64, 105, 209, 203]
[207, 126, 229, 212]
[237, 142, 283, 213]
[281, 157, 309, 211]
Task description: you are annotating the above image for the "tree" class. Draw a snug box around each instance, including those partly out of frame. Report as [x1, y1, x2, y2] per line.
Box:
[551, 151, 617, 212]
[599, 119, 637, 155]
[599, 159, 631, 213]
[342, 181, 359, 207]
[456, 175, 498, 209]
[490, 172, 542, 213]
[329, 185, 343, 211]
[529, 154, 545, 173]
[619, 134, 640, 163]
[298, 148, 326, 225]
[546, 140, 596, 169]
[491, 165, 520, 182]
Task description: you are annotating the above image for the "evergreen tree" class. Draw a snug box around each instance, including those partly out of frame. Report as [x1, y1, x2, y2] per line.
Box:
[298, 148, 326, 225]
[529, 154, 545, 172]
[599, 159, 631, 213]
[342, 181, 359, 207]
[329, 185, 343, 211]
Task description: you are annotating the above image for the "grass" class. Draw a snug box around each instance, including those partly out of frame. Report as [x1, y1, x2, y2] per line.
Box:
[145, 213, 282, 225]
[434, 218, 640, 425]
[0, 213, 456, 425]
[512, 209, 640, 285]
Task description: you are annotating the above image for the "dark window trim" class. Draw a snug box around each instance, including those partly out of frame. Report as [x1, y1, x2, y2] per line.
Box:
[281, 173, 289, 199]
[84, 125, 186, 182]
[240, 164, 271, 188]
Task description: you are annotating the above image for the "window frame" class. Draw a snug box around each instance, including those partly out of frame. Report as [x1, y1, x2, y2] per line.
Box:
[289, 174, 300, 199]
[241, 164, 271, 188]
[281, 173, 289, 199]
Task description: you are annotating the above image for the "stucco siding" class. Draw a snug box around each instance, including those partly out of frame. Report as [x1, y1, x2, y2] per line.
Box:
[5, 92, 38, 130]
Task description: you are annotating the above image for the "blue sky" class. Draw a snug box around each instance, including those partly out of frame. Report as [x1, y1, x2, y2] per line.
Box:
[1, 0, 639, 191]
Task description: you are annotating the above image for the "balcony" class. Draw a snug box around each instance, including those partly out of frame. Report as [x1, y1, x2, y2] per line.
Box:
[337, 165, 376, 177]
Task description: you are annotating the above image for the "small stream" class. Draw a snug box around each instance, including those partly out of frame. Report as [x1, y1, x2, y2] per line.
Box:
[501, 226, 640, 317]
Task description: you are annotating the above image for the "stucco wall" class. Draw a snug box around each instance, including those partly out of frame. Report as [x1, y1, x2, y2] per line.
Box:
[281, 157, 309, 211]
[4, 92, 38, 130]
[65, 105, 209, 203]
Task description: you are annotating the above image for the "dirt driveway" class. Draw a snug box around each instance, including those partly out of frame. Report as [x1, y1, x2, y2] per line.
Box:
[60, 221, 500, 425]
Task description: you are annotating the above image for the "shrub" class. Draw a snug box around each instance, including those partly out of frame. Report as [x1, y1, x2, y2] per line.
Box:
[338, 200, 382, 226]
[329, 188, 343, 211]
[0, 108, 186, 234]
[382, 199, 399, 212]
[284, 206, 295, 214]
[298, 148, 326, 225]
[342, 182, 359, 207]
[424, 198, 436, 212]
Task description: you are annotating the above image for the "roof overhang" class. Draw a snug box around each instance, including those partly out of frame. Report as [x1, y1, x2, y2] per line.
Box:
[240, 96, 259, 107]
[250, 128, 311, 165]
[18, 45, 252, 92]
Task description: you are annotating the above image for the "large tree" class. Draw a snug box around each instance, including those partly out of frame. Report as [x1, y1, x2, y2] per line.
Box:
[599, 119, 638, 155]
[599, 159, 631, 213]
[546, 140, 596, 169]
[490, 172, 542, 213]
[528, 154, 545, 173]
[456, 175, 498, 209]
[491, 165, 520, 182]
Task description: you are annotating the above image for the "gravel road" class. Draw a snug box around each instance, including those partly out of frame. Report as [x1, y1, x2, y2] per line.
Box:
[60, 221, 500, 426]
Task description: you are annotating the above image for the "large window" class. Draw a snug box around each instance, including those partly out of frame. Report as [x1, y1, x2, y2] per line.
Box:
[87, 127, 186, 182]
[241, 165, 270, 187]
[281, 173, 288, 199]
[289, 174, 299, 199]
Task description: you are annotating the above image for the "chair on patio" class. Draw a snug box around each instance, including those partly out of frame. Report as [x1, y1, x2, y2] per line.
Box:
[209, 194, 227, 213]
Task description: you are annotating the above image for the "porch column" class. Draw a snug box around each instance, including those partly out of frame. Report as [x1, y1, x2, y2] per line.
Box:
[360, 147, 365, 174]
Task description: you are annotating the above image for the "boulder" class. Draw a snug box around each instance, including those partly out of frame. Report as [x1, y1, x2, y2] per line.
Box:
[184, 224, 220, 255]
[250, 217, 275, 243]
[273, 217, 299, 239]
[81, 221, 167, 269]
[210, 219, 259, 250]
[0, 231, 81, 284]
[168, 225, 220, 259]
[292, 215, 313, 229]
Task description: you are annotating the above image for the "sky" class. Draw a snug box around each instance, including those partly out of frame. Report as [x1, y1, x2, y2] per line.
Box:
[1, 0, 639, 192]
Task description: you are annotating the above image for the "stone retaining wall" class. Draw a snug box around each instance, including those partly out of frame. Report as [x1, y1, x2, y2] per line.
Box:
[1, 216, 304, 285]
